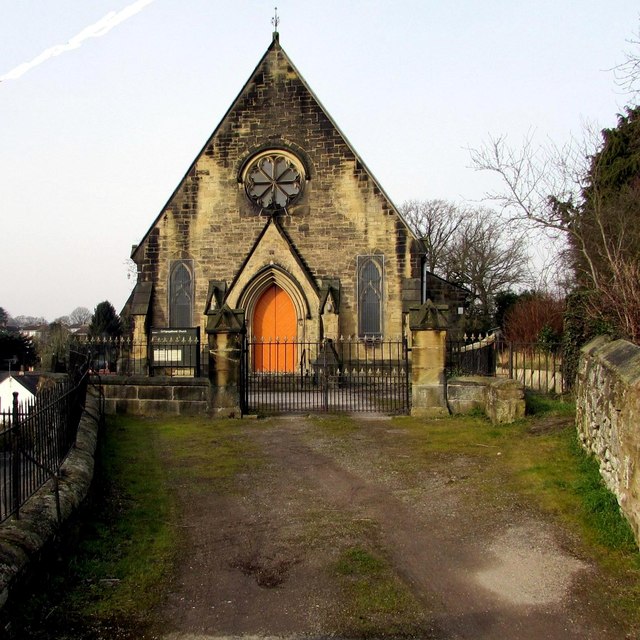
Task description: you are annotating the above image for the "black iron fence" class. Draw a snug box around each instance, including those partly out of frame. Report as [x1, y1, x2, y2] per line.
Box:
[70, 331, 205, 377]
[496, 341, 565, 394]
[0, 370, 89, 523]
[242, 337, 410, 414]
[446, 333, 497, 376]
[446, 333, 566, 394]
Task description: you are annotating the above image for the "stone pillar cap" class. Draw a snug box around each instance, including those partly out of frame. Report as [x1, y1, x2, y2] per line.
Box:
[409, 300, 449, 331]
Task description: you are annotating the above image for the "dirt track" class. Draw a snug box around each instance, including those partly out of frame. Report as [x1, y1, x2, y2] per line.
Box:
[155, 415, 622, 640]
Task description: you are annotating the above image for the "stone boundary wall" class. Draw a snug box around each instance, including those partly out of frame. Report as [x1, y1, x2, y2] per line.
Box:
[0, 389, 101, 613]
[447, 376, 525, 424]
[576, 336, 640, 545]
[98, 376, 209, 416]
[98, 374, 527, 423]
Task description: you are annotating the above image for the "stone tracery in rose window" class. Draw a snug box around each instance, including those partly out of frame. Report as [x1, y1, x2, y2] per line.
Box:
[245, 153, 303, 211]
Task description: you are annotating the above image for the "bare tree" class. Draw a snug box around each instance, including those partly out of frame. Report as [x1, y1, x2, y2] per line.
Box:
[401, 199, 530, 323]
[69, 306, 92, 325]
[400, 199, 465, 274]
[445, 208, 530, 321]
[12, 315, 48, 327]
[613, 24, 640, 99]
[470, 115, 640, 342]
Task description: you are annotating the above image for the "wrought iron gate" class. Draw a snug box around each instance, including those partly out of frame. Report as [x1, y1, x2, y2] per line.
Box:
[241, 337, 410, 414]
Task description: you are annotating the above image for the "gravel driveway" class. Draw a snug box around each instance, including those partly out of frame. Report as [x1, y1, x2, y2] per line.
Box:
[154, 414, 622, 640]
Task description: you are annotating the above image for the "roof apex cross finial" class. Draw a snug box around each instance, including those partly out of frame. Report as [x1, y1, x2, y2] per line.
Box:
[272, 6, 280, 37]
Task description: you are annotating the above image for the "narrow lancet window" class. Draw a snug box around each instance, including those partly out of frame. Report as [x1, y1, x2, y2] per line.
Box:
[169, 261, 193, 327]
[357, 255, 383, 337]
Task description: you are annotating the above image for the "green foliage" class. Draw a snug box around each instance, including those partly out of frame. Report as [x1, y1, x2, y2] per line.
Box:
[335, 547, 385, 576]
[561, 292, 587, 390]
[4, 415, 176, 639]
[89, 301, 123, 338]
[587, 106, 640, 198]
[0, 329, 38, 370]
[525, 391, 575, 416]
[0, 307, 8, 327]
[157, 416, 260, 489]
[561, 290, 616, 390]
[570, 106, 640, 342]
[536, 323, 562, 353]
[69, 416, 176, 619]
[7, 412, 639, 637]
[570, 438, 637, 551]
[333, 545, 426, 637]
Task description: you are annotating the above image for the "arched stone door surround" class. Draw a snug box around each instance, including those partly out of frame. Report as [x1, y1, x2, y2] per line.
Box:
[237, 266, 311, 373]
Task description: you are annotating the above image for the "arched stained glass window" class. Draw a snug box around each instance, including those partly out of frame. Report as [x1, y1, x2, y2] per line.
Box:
[169, 261, 193, 327]
[357, 255, 383, 337]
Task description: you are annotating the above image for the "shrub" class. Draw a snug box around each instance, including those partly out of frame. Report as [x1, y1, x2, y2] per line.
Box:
[504, 294, 565, 345]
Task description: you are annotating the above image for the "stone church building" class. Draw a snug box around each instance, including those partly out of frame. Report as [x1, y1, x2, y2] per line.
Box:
[125, 33, 462, 376]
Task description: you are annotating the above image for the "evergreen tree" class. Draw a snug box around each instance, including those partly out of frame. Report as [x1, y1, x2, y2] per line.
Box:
[572, 106, 640, 341]
[0, 330, 38, 370]
[89, 301, 123, 338]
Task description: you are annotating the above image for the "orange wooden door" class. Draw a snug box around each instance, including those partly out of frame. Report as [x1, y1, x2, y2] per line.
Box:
[253, 284, 297, 372]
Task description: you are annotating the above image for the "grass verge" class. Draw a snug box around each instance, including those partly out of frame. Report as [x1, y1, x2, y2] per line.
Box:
[332, 545, 428, 637]
[5, 414, 258, 639]
[72, 416, 177, 621]
[5, 414, 176, 639]
[6, 403, 639, 637]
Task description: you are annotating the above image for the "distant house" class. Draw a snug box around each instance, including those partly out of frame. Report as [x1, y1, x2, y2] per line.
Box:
[0, 372, 39, 413]
[68, 324, 89, 336]
[20, 325, 47, 340]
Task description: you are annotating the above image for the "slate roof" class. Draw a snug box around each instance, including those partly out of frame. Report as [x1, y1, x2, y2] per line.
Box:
[0, 372, 40, 396]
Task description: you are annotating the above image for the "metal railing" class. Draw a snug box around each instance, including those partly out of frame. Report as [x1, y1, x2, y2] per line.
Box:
[0, 370, 89, 523]
[497, 341, 565, 394]
[446, 333, 566, 394]
[242, 337, 410, 414]
[446, 333, 497, 377]
[70, 332, 206, 377]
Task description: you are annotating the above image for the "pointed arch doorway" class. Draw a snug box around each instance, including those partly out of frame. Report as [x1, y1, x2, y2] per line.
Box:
[252, 284, 297, 372]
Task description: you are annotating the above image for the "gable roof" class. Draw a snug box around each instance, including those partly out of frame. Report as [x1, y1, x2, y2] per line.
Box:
[226, 215, 319, 303]
[0, 372, 40, 397]
[132, 34, 417, 261]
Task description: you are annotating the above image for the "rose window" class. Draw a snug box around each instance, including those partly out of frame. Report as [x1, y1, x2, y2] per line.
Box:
[244, 153, 303, 211]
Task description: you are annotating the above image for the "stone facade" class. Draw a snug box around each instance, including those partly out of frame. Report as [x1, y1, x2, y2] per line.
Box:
[126, 33, 433, 344]
[576, 336, 640, 545]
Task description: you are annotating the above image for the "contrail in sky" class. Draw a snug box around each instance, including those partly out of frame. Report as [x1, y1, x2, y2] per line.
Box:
[0, 0, 156, 82]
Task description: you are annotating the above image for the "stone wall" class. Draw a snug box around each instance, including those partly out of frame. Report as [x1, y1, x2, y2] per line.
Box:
[99, 376, 210, 416]
[0, 390, 100, 613]
[576, 336, 640, 544]
[447, 376, 525, 424]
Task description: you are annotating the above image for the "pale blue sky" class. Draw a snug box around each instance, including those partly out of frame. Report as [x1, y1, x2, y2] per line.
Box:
[1, 0, 637, 320]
